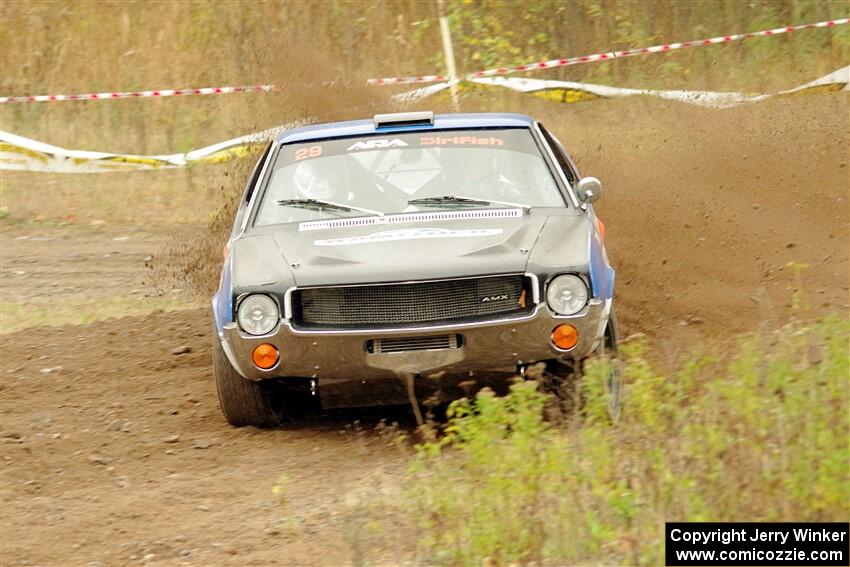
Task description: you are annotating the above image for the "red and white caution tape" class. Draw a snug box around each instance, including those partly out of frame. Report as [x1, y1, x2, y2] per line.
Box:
[0, 84, 278, 104]
[3, 66, 846, 173]
[367, 18, 849, 84]
[466, 18, 849, 79]
[1, 18, 847, 102]
[366, 74, 449, 86]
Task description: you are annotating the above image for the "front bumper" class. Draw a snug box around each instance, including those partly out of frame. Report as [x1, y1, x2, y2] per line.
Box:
[219, 299, 610, 383]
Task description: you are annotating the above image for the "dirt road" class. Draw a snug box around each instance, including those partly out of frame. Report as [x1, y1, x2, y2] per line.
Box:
[1, 309, 414, 567]
[1, 93, 848, 566]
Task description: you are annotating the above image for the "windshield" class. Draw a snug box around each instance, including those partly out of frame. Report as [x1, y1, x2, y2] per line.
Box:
[253, 128, 565, 226]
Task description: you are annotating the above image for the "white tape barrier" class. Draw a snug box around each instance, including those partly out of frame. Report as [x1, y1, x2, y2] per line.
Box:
[400, 65, 849, 108]
[0, 123, 299, 173]
[1, 67, 846, 174]
[795, 66, 850, 91]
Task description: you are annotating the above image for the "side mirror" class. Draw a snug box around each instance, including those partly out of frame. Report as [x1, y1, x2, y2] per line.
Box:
[576, 177, 603, 204]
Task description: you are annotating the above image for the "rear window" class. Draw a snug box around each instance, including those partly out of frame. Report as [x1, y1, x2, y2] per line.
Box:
[253, 128, 565, 226]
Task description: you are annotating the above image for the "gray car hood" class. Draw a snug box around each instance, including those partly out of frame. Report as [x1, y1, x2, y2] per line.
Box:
[231, 211, 590, 289]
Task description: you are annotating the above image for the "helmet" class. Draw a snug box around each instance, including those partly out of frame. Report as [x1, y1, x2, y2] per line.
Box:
[292, 160, 347, 201]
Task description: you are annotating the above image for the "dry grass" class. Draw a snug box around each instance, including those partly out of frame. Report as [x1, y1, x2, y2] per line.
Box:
[0, 295, 191, 334]
[1, 0, 846, 231]
[0, 167, 226, 226]
[2, 0, 847, 152]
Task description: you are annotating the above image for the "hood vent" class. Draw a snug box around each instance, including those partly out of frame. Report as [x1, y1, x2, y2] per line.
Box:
[298, 208, 523, 232]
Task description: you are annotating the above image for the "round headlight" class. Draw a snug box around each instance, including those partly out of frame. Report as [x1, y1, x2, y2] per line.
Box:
[237, 294, 279, 335]
[546, 275, 588, 316]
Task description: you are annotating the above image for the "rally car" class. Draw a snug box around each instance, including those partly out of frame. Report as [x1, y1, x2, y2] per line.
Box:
[212, 111, 619, 427]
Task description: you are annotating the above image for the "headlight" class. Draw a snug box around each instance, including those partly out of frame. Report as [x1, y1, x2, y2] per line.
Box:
[237, 294, 279, 335]
[546, 275, 588, 316]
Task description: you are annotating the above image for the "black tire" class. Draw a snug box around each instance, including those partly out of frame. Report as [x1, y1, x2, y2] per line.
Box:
[212, 335, 280, 427]
[600, 307, 622, 423]
[537, 360, 583, 423]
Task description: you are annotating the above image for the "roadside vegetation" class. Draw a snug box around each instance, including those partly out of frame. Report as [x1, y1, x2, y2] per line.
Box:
[2, 0, 847, 228]
[396, 314, 848, 565]
[2, 0, 847, 152]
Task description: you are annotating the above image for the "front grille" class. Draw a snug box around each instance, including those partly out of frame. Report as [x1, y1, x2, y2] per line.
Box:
[291, 274, 532, 329]
[367, 334, 461, 354]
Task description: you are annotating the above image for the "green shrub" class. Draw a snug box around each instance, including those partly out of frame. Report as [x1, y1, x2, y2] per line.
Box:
[405, 316, 850, 566]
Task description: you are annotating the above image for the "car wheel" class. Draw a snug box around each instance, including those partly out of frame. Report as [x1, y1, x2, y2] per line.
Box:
[212, 334, 280, 427]
[535, 360, 582, 422]
[598, 307, 622, 423]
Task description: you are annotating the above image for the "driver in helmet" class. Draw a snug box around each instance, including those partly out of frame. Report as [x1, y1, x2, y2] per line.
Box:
[292, 159, 351, 203]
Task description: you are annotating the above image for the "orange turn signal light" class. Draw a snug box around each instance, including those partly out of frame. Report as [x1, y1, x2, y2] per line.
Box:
[252, 343, 279, 369]
[551, 324, 579, 350]
[596, 217, 606, 241]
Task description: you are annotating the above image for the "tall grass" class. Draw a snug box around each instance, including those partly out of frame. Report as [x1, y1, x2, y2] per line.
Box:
[404, 315, 849, 565]
[1, 0, 847, 152]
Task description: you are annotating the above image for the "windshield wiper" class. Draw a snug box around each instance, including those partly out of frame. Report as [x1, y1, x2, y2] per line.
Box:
[277, 198, 382, 217]
[407, 195, 530, 211]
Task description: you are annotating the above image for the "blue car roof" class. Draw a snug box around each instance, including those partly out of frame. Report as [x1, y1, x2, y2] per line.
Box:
[276, 113, 536, 144]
